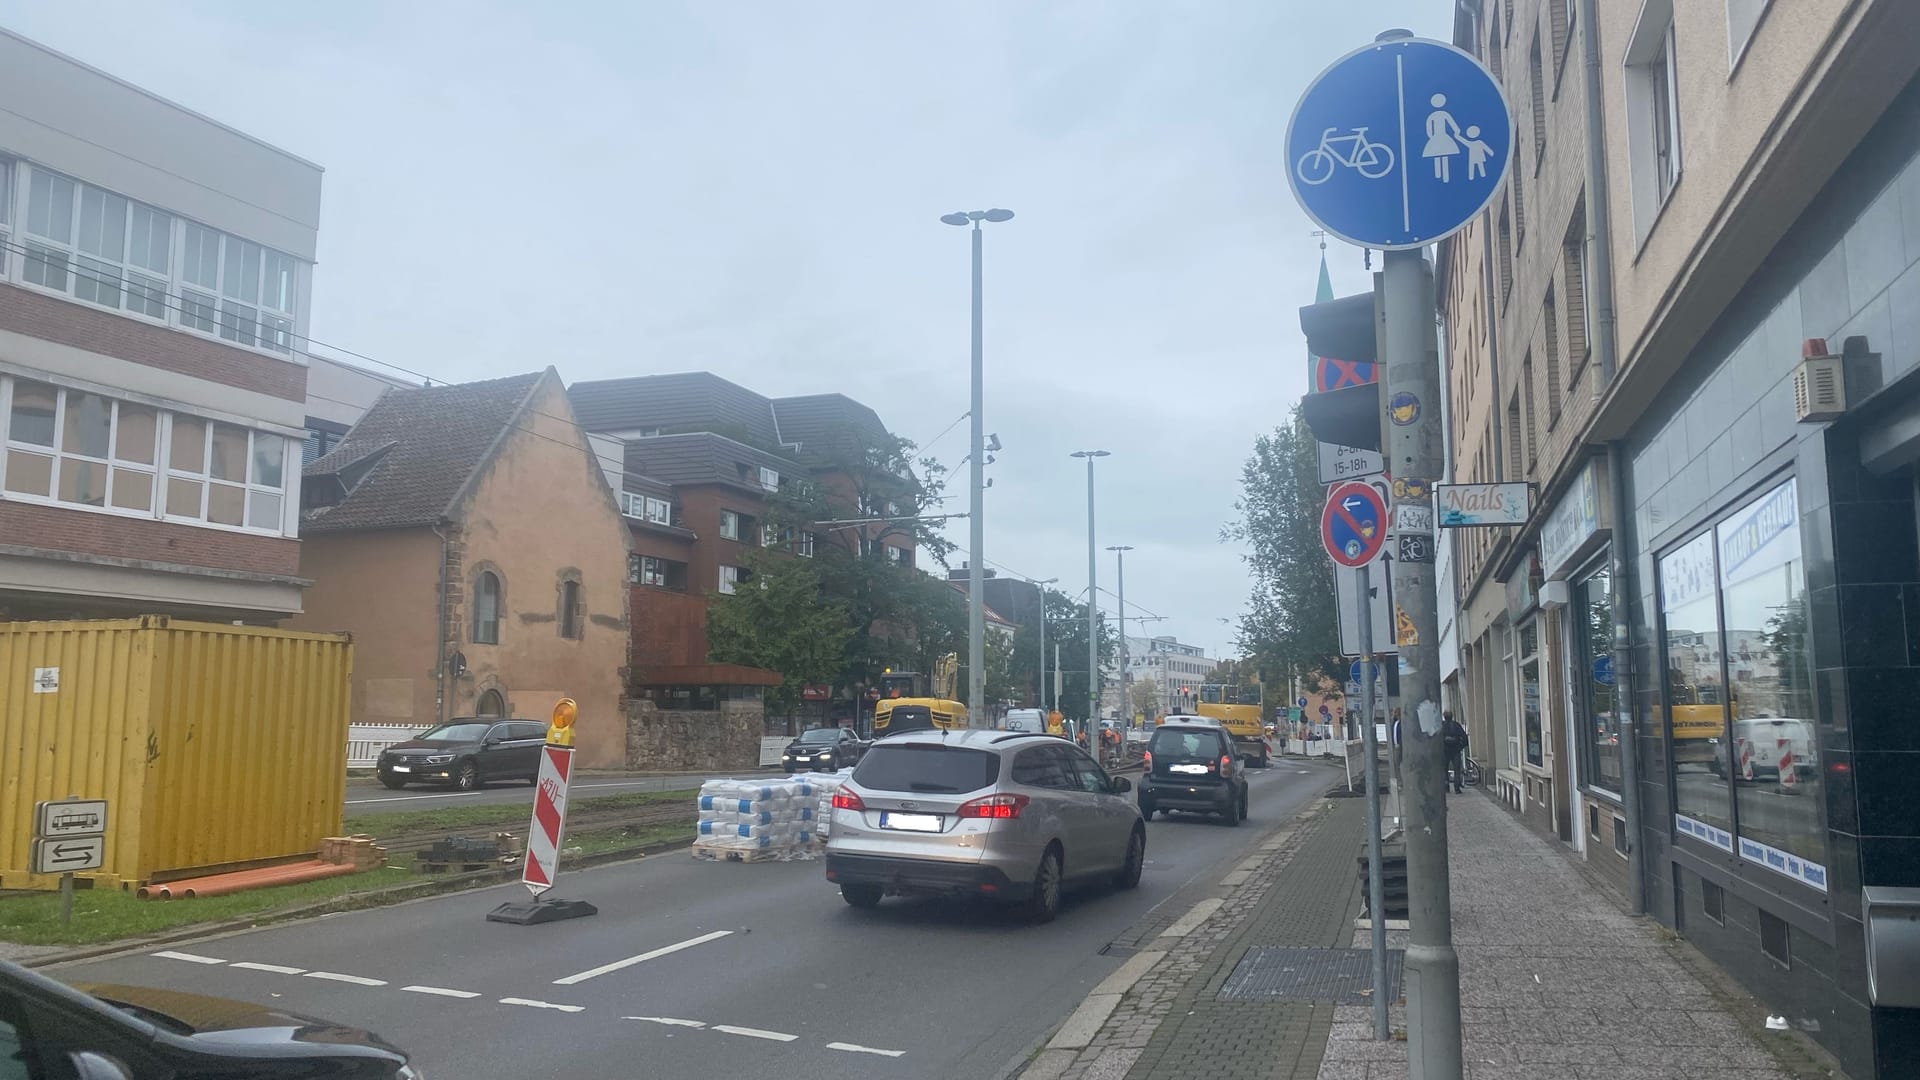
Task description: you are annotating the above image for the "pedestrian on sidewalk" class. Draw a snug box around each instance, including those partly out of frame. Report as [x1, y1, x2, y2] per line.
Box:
[1443, 710, 1469, 794]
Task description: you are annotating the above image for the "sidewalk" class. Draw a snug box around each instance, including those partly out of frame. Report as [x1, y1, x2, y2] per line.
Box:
[1025, 785, 1831, 1080]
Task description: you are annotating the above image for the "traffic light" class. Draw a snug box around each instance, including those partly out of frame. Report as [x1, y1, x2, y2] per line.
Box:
[1298, 289, 1382, 451]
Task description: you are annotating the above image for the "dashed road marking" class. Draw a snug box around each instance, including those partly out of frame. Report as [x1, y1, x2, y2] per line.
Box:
[827, 1042, 906, 1057]
[152, 950, 225, 965]
[625, 1016, 707, 1028]
[712, 1024, 798, 1042]
[402, 985, 481, 999]
[552, 929, 734, 985]
[500, 997, 584, 1013]
[231, 962, 305, 975]
[304, 971, 386, 987]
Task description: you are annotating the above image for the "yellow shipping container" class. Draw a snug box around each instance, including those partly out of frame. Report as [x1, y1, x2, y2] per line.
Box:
[0, 617, 352, 891]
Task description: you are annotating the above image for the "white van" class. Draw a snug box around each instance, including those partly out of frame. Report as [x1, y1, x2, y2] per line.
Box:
[1002, 708, 1046, 733]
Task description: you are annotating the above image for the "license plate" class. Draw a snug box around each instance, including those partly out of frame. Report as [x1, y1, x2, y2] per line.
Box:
[880, 812, 942, 832]
[390, 765, 411, 773]
[1170, 764, 1208, 775]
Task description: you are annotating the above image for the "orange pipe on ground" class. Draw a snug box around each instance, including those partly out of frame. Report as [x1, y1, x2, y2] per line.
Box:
[181, 860, 356, 898]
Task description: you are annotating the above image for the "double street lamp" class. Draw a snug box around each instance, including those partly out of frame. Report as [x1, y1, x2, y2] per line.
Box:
[942, 208, 1015, 728]
[1071, 449, 1110, 722]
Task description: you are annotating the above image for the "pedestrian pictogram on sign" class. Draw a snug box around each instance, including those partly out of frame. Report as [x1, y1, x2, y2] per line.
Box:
[1321, 480, 1389, 568]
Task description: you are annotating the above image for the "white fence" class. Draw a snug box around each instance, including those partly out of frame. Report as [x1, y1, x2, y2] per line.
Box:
[348, 723, 423, 768]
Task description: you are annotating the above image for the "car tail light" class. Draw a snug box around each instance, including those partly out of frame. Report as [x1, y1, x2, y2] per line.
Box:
[1220, 754, 1234, 776]
[831, 789, 866, 811]
[1143, 751, 1153, 769]
[957, 793, 1029, 819]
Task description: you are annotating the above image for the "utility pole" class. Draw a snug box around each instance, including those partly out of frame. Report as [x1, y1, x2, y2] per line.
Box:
[1382, 247, 1462, 1075]
[1071, 450, 1109, 723]
[1107, 546, 1133, 723]
[1032, 577, 1058, 711]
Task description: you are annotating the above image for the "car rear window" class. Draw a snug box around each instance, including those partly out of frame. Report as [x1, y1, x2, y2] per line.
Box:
[1151, 729, 1224, 760]
[853, 745, 1000, 794]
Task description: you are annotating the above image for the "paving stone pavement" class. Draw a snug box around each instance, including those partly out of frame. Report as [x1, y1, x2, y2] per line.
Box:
[1315, 791, 1806, 1080]
[1020, 787, 1371, 1080]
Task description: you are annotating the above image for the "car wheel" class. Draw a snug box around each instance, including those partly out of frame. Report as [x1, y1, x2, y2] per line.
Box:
[1237, 790, 1249, 823]
[1139, 802, 1156, 820]
[1256, 752, 1270, 769]
[379, 776, 408, 791]
[1221, 794, 1241, 827]
[841, 883, 884, 909]
[1025, 848, 1062, 924]
[1115, 828, 1145, 890]
[455, 761, 480, 791]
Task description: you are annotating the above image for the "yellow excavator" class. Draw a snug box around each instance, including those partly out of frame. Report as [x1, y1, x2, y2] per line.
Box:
[870, 653, 969, 737]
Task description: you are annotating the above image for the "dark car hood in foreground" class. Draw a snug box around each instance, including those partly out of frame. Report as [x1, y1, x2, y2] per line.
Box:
[79, 983, 404, 1058]
[381, 737, 471, 754]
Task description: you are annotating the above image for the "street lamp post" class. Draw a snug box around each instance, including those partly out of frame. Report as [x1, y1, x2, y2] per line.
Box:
[1031, 577, 1058, 711]
[1107, 545, 1133, 724]
[1071, 450, 1110, 724]
[941, 208, 1014, 728]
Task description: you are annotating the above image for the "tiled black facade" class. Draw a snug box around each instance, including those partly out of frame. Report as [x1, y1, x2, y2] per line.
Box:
[1622, 75, 1920, 1079]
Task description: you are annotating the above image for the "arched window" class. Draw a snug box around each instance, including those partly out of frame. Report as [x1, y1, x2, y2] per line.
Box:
[559, 577, 583, 640]
[473, 570, 502, 644]
[476, 689, 506, 717]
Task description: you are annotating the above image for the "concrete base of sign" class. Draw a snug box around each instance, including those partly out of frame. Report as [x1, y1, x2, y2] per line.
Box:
[486, 897, 599, 925]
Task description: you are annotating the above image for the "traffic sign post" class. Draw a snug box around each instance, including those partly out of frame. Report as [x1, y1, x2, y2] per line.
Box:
[488, 698, 598, 926]
[32, 798, 107, 926]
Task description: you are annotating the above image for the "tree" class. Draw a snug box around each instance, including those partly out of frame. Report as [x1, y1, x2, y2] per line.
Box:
[1129, 675, 1162, 722]
[1222, 406, 1344, 692]
[1038, 590, 1116, 722]
[705, 549, 854, 714]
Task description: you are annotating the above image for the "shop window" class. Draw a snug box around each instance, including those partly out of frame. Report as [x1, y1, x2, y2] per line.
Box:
[1577, 566, 1623, 792]
[1519, 620, 1543, 766]
[1702, 878, 1725, 925]
[1759, 909, 1790, 968]
[1660, 479, 1825, 892]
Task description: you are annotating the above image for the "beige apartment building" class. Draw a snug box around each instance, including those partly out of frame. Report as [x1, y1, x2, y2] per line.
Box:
[1439, 1, 1920, 1075]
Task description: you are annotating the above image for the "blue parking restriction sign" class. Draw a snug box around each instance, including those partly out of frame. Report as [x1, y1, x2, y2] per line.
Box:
[1321, 480, 1389, 568]
[1286, 37, 1512, 249]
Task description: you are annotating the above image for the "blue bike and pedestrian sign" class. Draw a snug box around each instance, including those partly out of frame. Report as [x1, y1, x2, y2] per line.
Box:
[1286, 36, 1513, 250]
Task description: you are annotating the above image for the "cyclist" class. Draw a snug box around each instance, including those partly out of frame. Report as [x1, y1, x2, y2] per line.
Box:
[1443, 711, 1470, 794]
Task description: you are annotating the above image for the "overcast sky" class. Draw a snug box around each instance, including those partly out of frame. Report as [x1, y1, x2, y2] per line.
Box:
[11, 0, 1446, 660]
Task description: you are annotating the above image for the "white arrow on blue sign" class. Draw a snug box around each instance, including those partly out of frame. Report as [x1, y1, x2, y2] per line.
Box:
[1286, 36, 1513, 250]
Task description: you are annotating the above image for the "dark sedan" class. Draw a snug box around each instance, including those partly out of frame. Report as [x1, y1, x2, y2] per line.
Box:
[782, 726, 868, 772]
[375, 718, 548, 790]
[1, 959, 416, 1078]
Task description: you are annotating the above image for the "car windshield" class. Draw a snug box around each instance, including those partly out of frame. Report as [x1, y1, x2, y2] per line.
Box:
[798, 728, 841, 744]
[414, 722, 492, 742]
[1151, 730, 1222, 760]
[853, 745, 999, 793]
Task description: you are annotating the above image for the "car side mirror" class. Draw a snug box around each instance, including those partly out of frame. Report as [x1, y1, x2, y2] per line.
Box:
[484, 735, 502, 746]
[70, 1053, 133, 1080]
[1110, 777, 1132, 794]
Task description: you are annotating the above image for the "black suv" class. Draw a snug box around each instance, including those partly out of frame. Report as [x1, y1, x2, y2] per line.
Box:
[1138, 722, 1249, 825]
[376, 718, 548, 790]
[781, 726, 868, 772]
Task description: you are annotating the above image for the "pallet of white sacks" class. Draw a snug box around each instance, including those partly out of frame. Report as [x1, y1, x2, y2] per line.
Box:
[691, 843, 786, 864]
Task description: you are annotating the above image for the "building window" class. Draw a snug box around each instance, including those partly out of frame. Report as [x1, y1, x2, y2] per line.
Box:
[1544, 287, 1562, 421]
[1528, 28, 1546, 167]
[718, 565, 745, 594]
[795, 531, 816, 558]
[1551, 0, 1574, 76]
[1521, 352, 1537, 471]
[1577, 565, 1623, 793]
[629, 554, 689, 591]
[0, 377, 287, 533]
[758, 466, 780, 492]
[1506, 393, 1522, 478]
[1518, 619, 1543, 766]
[17, 165, 298, 354]
[1563, 204, 1590, 365]
[719, 510, 743, 541]
[1626, 4, 1683, 237]
[476, 689, 506, 718]
[884, 543, 910, 566]
[1487, 7, 1503, 80]
[619, 491, 674, 525]
[559, 577, 583, 639]
[1726, 0, 1770, 70]
[303, 420, 348, 465]
[1497, 199, 1514, 305]
[473, 571, 503, 645]
[762, 523, 784, 548]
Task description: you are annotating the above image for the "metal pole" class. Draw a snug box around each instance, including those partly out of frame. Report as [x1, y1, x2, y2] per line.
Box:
[967, 223, 987, 728]
[1086, 458, 1099, 724]
[1038, 585, 1047, 712]
[60, 871, 73, 926]
[1111, 547, 1131, 723]
[1381, 247, 1462, 1079]
[1358, 565, 1388, 1040]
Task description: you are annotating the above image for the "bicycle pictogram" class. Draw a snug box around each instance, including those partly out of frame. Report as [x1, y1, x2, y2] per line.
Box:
[1295, 126, 1395, 186]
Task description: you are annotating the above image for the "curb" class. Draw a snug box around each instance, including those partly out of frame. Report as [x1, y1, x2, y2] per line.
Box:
[19, 835, 695, 970]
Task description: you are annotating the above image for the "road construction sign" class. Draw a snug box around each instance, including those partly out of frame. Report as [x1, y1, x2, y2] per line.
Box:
[522, 744, 574, 895]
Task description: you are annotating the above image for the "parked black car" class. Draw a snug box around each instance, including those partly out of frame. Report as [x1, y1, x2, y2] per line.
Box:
[376, 718, 548, 790]
[0, 959, 416, 1078]
[1138, 722, 1250, 825]
[782, 726, 868, 772]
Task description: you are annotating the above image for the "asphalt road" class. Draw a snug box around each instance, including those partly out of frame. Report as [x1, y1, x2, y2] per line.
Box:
[343, 771, 750, 814]
[57, 761, 1337, 1079]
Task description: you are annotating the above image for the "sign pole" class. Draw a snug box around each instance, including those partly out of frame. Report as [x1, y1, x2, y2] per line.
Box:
[1357, 563, 1389, 1041]
[60, 872, 73, 926]
[1383, 245, 1462, 1079]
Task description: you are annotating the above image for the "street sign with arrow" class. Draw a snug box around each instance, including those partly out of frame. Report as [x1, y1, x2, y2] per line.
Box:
[32, 836, 104, 874]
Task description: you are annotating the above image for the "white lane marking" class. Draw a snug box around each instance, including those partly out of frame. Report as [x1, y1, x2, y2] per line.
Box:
[624, 1016, 707, 1028]
[303, 971, 386, 986]
[552, 929, 733, 985]
[230, 962, 305, 975]
[827, 1042, 906, 1057]
[500, 997, 584, 1013]
[712, 1024, 798, 1042]
[402, 985, 482, 999]
[1158, 897, 1224, 938]
[152, 950, 225, 965]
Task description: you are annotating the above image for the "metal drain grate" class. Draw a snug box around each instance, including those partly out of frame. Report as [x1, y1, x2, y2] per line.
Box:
[1216, 946, 1404, 1004]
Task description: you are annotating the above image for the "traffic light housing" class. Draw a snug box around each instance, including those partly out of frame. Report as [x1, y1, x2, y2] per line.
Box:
[1299, 289, 1382, 451]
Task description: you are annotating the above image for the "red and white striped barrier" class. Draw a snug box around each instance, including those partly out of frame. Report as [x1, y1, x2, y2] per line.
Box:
[521, 744, 573, 894]
[1737, 738, 1754, 782]
[1777, 739, 1797, 789]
